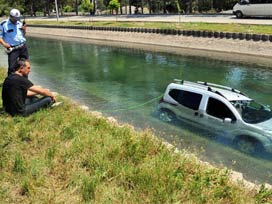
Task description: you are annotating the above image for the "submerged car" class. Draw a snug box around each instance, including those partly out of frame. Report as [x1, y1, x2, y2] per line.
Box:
[157, 80, 272, 154]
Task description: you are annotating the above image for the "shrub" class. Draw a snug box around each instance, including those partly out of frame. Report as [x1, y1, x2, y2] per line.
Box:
[63, 5, 74, 12]
[79, 0, 94, 14]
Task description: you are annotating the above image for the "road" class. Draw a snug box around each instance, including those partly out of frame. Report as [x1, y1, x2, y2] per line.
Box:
[25, 14, 272, 25]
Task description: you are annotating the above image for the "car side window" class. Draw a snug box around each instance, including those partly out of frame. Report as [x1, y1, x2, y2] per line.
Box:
[169, 89, 202, 110]
[206, 97, 236, 120]
[240, 0, 250, 4]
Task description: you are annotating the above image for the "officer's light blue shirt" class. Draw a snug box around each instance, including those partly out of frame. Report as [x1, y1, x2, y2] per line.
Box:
[0, 18, 26, 46]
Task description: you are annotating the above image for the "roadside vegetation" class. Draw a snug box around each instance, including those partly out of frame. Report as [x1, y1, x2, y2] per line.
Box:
[0, 67, 272, 203]
[27, 20, 272, 35]
[0, 0, 237, 17]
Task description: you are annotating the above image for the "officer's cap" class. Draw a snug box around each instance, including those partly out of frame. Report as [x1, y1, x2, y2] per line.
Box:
[10, 9, 21, 21]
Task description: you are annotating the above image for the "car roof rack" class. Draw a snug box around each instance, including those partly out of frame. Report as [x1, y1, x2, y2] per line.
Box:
[173, 79, 246, 96]
[174, 79, 183, 84]
[197, 81, 246, 96]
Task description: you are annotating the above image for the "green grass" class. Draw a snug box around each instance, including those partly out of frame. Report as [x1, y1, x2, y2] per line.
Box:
[28, 20, 272, 34]
[0, 67, 272, 203]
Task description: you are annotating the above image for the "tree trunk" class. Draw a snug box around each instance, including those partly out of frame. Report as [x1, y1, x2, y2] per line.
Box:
[44, 0, 50, 16]
[75, 0, 78, 15]
[125, 0, 127, 14]
[211, 0, 214, 10]
[189, 0, 192, 13]
[30, 3, 34, 16]
[141, 0, 143, 14]
[148, 0, 151, 14]
[60, 2, 63, 16]
[94, 0, 96, 15]
[163, 0, 166, 14]
[129, 0, 131, 14]
[198, 0, 202, 13]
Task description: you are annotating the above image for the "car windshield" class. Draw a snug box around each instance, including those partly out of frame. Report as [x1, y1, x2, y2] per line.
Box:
[231, 100, 272, 124]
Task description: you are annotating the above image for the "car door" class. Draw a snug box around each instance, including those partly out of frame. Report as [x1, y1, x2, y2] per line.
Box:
[168, 89, 203, 126]
[247, 0, 266, 16]
[264, 0, 272, 16]
[201, 97, 238, 138]
[239, 0, 254, 16]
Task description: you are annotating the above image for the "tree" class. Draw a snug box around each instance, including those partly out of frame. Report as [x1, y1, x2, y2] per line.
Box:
[63, 5, 74, 12]
[0, 0, 9, 16]
[108, 0, 120, 14]
[80, 0, 94, 14]
[0, 0, 241, 16]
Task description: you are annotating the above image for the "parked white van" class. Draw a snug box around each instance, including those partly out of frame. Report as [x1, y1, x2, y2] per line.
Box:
[233, 0, 272, 18]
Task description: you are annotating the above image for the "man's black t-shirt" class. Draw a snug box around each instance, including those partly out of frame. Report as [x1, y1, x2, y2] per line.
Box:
[2, 73, 33, 116]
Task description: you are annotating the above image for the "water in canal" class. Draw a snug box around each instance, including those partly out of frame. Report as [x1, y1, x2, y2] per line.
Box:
[1, 36, 272, 185]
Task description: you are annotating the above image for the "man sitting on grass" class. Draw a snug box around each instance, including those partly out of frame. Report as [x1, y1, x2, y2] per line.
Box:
[2, 58, 58, 116]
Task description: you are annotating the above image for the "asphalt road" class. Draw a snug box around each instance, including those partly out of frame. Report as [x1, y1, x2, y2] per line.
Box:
[26, 14, 272, 25]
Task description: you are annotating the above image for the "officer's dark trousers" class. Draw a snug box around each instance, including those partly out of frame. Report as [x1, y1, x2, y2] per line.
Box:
[22, 96, 53, 117]
[8, 44, 29, 75]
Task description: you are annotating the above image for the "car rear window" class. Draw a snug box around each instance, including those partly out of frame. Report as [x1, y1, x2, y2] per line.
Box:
[169, 89, 202, 110]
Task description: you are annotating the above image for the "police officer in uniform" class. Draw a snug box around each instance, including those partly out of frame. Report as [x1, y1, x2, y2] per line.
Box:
[0, 8, 28, 75]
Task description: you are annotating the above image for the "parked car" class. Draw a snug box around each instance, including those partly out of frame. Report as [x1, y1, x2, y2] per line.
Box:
[157, 79, 272, 154]
[233, 0, 272, 18]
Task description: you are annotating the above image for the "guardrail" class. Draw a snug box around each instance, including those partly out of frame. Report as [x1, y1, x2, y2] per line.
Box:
[28, 24, 272, 42]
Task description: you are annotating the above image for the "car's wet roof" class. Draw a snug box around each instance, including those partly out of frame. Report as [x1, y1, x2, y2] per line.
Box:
[212, 87, 251, 101]
[169, 82, 251, 101]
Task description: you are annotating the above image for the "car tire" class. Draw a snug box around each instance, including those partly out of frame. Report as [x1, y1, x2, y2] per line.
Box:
[235, 11, 243, 18]
[159, 109, 176, 123]
[234, 136, 264, 155]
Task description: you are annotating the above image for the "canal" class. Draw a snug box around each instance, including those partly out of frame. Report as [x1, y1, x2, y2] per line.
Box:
[1, 36, 272, 185]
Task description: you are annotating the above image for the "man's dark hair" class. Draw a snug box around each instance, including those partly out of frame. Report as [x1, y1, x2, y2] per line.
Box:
[14, 58, 28, 71]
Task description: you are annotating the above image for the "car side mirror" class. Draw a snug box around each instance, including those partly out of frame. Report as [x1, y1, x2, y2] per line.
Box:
[223, 118, 232, 123]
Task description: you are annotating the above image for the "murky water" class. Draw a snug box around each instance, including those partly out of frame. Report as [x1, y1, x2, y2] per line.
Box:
[1, 36, 272, 185]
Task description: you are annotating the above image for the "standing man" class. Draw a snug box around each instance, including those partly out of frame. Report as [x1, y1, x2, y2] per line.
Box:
[0, 8, 28, 75]
[2, 58, 57, 116]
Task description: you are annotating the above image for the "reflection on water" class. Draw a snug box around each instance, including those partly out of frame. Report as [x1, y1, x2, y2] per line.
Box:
[1, 36, 272, 185]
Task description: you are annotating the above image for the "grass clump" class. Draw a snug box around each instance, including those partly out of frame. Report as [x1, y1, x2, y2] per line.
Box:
[81, 175, 97, 201]
[0, 67, 271, 203]
[13, 153, 26, 174]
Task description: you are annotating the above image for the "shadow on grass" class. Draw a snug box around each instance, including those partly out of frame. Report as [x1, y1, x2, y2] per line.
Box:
[0, 107, 6, 115]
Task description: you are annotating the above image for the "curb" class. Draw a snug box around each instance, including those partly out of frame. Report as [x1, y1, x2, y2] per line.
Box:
[28, 24, 272, 42]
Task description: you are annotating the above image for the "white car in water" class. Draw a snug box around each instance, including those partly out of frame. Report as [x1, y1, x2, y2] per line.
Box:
[157, 80, 272, 154]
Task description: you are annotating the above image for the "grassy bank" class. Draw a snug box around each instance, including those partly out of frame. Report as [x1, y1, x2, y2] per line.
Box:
[0, 67, 272, 203]
[28, 20, 272, 35]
